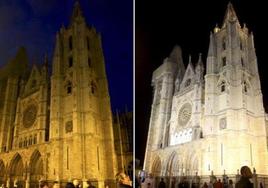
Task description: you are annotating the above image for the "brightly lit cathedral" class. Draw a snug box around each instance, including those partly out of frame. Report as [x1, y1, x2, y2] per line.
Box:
[144, 2, 268, 186]
[0, 2, 131, 188]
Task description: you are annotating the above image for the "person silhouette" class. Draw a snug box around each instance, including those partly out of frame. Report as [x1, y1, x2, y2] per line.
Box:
[235, 166, 253, 188]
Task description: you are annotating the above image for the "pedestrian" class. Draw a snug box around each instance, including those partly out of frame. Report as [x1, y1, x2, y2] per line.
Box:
[86, 181, 95, 188]
[158, 178, 166, 188]
[40, 181, 49, 188]
[178, 177, 189, 188]
[73, 180, 81, 188]
[228, 180, 233, 188]
[65, 182, 75, 188]
[171, 178, 175, 188]
[235, 166, 253, 188]
[53, 181, 60, 188]
[143, 174, 154, 188]
[208, 181, 213, 188]
[215, 179, 223, 188]
[202, 182, 208, 188]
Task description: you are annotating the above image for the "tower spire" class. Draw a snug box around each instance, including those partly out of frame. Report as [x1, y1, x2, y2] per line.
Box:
[70, 0, 85, 25]
[197, 53, 203, 65]
[53, 33, 60, 57]
[222, 2, 240, 27]
[208, 32, 216, 57]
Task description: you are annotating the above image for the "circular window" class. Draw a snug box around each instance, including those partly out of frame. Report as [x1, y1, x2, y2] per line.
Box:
[178, 103, 192, 126]
[23, 104, 37, 128]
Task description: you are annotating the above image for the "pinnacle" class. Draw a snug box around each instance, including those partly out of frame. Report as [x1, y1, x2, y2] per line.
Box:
[70, 0, 85, 24]
[222, 2, 240, 27]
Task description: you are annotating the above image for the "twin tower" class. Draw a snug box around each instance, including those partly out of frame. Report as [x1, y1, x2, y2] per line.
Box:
[0, 2, 117, 188]
[144, 2, 268, 178]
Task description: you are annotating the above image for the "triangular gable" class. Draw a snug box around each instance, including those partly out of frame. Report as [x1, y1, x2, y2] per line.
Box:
[181, 62, 196, 89]
[23, 65, 41, 96]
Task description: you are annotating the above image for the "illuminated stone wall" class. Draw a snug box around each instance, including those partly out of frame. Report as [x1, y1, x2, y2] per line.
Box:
[0, 2, 120, 188]
[144, 3, 268, 177]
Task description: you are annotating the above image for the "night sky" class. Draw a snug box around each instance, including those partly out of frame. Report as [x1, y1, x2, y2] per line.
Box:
[136, 0, 268, 165]
[0, 0, 133, 112]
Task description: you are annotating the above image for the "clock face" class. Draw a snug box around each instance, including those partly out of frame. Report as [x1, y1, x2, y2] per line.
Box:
[23, 104, 37, 128]
[178, 103, 192, 126]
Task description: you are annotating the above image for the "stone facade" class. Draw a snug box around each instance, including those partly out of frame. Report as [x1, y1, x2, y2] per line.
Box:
[144, 2, 268, 180]
[0, 2, 120, 188]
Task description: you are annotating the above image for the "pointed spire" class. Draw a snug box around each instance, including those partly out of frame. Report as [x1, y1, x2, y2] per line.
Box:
[188, 55, 194, 71]
[169, 45, 182, 63]
[196, 53, 204, 73]
[53, 33, 60, 57]
[197, 53, 203, 65]
[208, 32, 216, 57]
[188, 55, 192, 64]
[71, 0, 85, 24]
[222, 2, 240, 27]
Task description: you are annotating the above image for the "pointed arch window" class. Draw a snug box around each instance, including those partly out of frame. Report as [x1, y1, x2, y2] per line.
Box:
[91, 81, 97, 94]
[240, 41, 243, 50]
[222, 57, 226, 67]
[220, 81, 226, 92]
[68, 56, 73, 67]
[222, 37, 226, 50]
[185, 79, 191, 87]
[29, 136, 32, 146]
[88, 57, 91, 67]
[66, 81, 72, 94]
[241, 57, 244, 67]
[33, 135, 37, 144]
[69, 36, 73, 50]
[19, 139, 22, 148]
[243, 81, 248, 93]
[24, 137, 27, 147]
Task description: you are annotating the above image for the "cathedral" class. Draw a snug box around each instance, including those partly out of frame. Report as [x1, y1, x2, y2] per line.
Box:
[144, 2, 268, 185]
[0, 2, 123, 188]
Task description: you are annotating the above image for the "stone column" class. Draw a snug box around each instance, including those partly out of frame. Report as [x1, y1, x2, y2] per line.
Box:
[6, 177, 10, 188]
[25, 172, 30, 188]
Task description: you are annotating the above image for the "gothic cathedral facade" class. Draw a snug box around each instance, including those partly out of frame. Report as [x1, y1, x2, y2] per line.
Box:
[144, 3, 268, 178]
[0, 2, 118, 188]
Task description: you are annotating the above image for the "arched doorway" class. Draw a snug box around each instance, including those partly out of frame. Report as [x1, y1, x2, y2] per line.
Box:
[29, 150, 43, 188]
[166, 152, 182, 188]
[0, 160, 5, 185]
[151, 155, 161, 177]
[9, 153, 25, 188]
[151, 155, 162, 187]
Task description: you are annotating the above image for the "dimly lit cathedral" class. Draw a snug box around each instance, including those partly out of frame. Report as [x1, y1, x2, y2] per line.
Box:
[144, 2, 268, 186]
[0, 2, 132, 188]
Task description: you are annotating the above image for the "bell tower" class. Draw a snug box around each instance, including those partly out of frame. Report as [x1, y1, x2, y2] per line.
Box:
[49, 1, 117, 184]
[203, 2, 268, 175]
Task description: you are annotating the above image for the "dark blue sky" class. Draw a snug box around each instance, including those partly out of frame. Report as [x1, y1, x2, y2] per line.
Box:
[0, 0, 133, 112]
